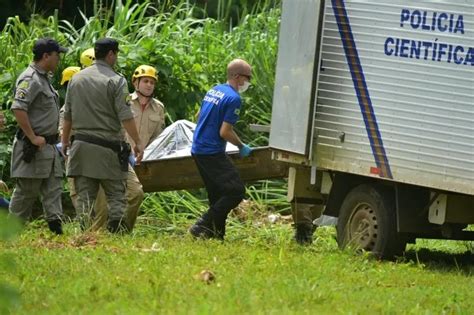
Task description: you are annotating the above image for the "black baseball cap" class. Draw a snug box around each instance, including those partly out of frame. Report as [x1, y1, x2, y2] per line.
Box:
[32, 38, 68, 56]
[94, 38, 119, 55]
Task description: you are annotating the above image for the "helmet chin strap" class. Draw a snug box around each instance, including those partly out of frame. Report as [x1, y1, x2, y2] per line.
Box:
[136, 78, 154, 98]
[136, 89, 153, 98]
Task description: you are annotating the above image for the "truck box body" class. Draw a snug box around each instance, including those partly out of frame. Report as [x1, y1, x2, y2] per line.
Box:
[270, 0, 474, 195]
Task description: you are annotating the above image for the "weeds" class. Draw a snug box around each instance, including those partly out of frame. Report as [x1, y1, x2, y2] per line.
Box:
[1, 223, 473, 314]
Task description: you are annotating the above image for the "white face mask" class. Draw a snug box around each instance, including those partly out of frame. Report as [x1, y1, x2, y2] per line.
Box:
[238, 81, 251, 93]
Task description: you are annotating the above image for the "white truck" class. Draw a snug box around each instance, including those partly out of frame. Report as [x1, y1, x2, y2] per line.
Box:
[270, 0, 474, 257]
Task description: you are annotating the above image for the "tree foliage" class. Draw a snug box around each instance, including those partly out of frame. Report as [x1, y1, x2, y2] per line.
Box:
[0, 0, 281, 182]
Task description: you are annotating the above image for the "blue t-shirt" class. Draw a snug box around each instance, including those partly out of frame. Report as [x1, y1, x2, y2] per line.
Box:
[192, 83, 241, 155]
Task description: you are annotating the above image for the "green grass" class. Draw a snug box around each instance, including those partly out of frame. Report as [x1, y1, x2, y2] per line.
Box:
[1, 220, 473, 314]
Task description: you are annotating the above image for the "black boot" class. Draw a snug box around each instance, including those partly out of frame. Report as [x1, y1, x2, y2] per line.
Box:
[294, 223, 315, 245]
[212, 216, 227, 240]
[48, 219, 63, 235]
[107, 220, 129, 234]
[189, 213, 221, 239]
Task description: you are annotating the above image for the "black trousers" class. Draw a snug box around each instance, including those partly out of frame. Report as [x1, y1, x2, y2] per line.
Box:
[192, 153, 245, 229]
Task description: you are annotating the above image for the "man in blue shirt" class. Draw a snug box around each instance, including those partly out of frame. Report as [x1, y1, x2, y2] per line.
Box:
[190, 59, 253, 239]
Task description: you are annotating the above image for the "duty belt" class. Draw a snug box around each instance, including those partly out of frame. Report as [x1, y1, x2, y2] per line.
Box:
[15, 129, 58, 145]
[71, 134, 121, 153]
[71, 134, 131, 172]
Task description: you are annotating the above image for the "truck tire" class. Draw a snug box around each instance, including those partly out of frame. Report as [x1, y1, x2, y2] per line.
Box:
[336, 184, 406, 259]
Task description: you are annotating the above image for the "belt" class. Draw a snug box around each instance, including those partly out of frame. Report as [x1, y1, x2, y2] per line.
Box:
[71, 134, 122, 153]
[15, 129, 58, 145]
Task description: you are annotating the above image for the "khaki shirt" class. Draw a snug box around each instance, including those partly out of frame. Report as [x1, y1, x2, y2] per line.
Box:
[10, 63, 62, 178]
[64, 60, 133, 180]
[127, 92, 165, 148]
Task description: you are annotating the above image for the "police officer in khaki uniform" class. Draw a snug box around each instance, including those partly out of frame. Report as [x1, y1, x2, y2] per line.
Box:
[9, 38, 67, 234]
[61, 38, 143, 233]
[93, 65, 165, 231]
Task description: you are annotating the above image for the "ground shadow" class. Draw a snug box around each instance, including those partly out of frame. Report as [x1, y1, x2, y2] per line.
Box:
[402, 248, 474, 274]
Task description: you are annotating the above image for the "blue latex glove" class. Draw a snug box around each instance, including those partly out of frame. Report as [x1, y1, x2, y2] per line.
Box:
[128, 154, 136, 167]
[55, 143, 66, 159]
[239, 144, 253, 157]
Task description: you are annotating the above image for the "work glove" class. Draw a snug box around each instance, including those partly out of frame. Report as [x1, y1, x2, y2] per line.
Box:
[239, 144, 253, 157]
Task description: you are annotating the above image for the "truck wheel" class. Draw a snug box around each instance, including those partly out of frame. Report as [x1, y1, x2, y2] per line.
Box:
[336, 184, 406, 259]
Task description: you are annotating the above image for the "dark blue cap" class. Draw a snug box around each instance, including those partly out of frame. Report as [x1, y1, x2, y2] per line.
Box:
[94, 38, 119, 55]
[33, 38, 68, 56]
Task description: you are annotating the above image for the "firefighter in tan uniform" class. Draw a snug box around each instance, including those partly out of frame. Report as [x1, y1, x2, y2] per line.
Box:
[61, 38, 143, 233]
[9, 38, 68, 234]
[61, 49, 95, 208]
[58, 66, 81, 210]
[80, 48, 95, 68]
[93, 65, 165, 231]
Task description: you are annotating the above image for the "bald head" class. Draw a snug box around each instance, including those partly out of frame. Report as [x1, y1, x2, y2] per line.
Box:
[227, 59, 252, 80]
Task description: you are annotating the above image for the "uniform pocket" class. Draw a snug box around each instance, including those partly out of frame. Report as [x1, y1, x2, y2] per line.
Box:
[35, 145, 54, 176]
[40, 90, 58, 111]
[148, 114, 163, 133]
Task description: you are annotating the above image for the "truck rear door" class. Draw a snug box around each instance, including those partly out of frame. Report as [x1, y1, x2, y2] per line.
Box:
[269, 0, 325, 158]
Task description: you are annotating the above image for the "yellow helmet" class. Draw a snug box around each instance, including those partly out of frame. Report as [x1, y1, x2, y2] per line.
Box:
[60, 66, 81, 85]
[80, 48, 95, 68]
[132, 65, 158, 81]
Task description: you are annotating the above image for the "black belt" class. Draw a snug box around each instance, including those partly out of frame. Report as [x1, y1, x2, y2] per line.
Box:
[15, 129, 58, 145]
[71, 134, 122, 153]
[72, 134, 131, 172]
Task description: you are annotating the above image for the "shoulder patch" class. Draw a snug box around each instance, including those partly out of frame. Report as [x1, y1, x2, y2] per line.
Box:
[18, 80, 29, 89]
[125, 94, 131, 105]
[16, 90, 26, 100]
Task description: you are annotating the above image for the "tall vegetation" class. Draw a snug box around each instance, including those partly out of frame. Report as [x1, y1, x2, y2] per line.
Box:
[0, 0, 285, 220]
[0, 0, 281, 176]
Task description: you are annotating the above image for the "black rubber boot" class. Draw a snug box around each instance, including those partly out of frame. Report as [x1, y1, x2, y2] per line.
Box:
[48, 219, 63, 235]
[107, 220, 129, 234]
[189, 213, 223, 240]
[294, 223, 315, 245]
[212, 215, 227, 240]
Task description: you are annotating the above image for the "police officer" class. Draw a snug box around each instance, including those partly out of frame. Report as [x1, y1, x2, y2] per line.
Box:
[93, 65, 165, 231]
[9, 38, 68, 234]
[190, 59, 254, 240]
[61, 38, 143, 233]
